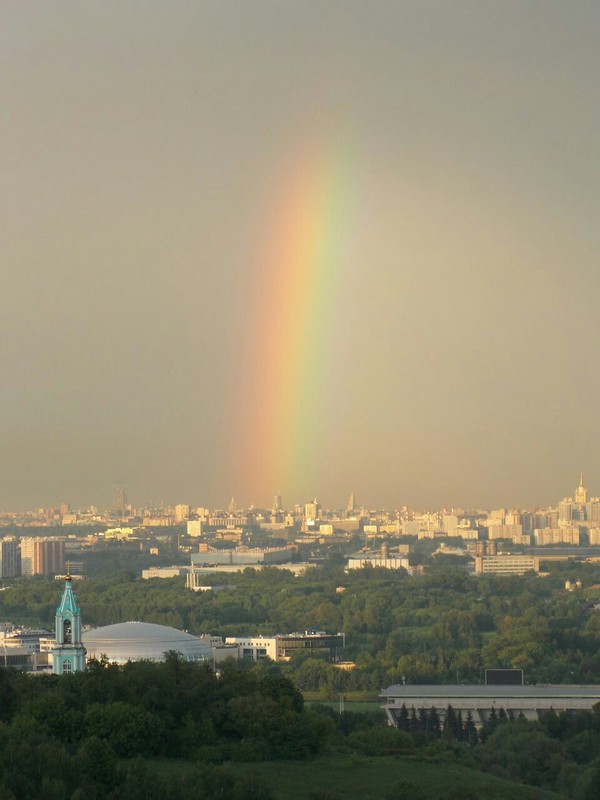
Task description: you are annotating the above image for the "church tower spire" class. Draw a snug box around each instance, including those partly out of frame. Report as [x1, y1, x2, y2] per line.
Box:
[52, 574, 86, 674]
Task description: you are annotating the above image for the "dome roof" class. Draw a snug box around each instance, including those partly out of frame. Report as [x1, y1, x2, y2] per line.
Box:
[82, 621, 212, 664]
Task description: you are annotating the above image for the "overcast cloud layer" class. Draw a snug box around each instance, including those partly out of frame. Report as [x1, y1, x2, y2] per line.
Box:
[2, 1, 599, 511]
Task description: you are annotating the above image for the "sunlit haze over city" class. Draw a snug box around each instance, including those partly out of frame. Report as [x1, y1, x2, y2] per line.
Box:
[2, 2, 599, 512]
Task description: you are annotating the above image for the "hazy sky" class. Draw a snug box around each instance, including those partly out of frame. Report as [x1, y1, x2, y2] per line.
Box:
[2, 1, 599, 511]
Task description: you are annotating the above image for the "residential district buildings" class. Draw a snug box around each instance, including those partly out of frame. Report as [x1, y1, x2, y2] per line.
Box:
[7, 474, 600, 581]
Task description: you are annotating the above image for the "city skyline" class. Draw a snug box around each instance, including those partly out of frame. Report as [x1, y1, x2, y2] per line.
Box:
[3, 3, 600, 510]
[0, 471, 597, 517]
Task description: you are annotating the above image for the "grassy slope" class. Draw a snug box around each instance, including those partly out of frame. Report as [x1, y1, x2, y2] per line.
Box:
[151, 754, 565, 799]
[250, 755, 565, 800]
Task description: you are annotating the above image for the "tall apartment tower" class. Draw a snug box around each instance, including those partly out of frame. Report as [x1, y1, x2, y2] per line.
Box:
[558, 499, 573, 523]
[113, 485, 128, 516]
[587, 498, 600, 522]
[52, 575, 86, 675]
[304, 499, 320, 524]
[0, 537, 20, 578]
[175, 504, 191, 522]
[20, 538, 65, 576]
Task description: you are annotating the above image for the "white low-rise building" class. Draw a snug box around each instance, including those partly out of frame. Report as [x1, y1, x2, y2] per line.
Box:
[347, 554, 409, 571]
[225, 632, 345, 662]
[142, 566, 190, 579]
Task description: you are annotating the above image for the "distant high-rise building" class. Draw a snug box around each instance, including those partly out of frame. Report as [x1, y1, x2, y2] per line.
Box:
[442, 514, 459, 533]
[175, 504, 191, 523]
[587, 498, 600, 522]
[113, 485, 128, 515]
[20, 538, 65, 577]
[558, 498, 573, 523]
[0, 537, 20, 578]
[505, 512, 522, 526]
[520, 513, 534, 533]
[272, 494, 282, 514]
[347, 494, 355, 514]
[228, 497, 237, 514]
[304, 499, 320, 525]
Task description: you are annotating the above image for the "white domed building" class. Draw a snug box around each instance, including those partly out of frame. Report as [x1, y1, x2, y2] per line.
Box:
[82, 621, 212, 664]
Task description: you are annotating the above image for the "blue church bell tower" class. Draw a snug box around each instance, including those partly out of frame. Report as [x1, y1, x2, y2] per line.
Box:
[52, 574, 86, 674]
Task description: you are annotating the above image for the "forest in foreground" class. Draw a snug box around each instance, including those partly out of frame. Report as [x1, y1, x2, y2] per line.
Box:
[0, 656, 600, 798]
[3, 562, 600, 795]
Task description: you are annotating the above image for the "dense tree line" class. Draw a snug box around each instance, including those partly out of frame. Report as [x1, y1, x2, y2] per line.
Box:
[466, 707, 600, 798]
[0, 657, 330, 799]
[4, 652, 600, 798]
[3, 562, 600, 691]
[5, 562, 600, 798]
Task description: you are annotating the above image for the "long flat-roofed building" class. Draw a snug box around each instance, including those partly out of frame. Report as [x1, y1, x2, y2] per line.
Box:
[347, 554, 410, 571]
[191, 545, 296, 567]
[474, 554, 539, 575]
[381, 684, 600, 729]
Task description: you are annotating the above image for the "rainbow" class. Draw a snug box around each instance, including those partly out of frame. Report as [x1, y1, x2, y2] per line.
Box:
[235, 136, 355, 504]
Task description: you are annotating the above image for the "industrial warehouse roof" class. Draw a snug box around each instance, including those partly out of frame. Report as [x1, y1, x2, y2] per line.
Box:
[82, 621, 212, 664]
[381, 685, 600, 700]
[380, 684, 600, 728]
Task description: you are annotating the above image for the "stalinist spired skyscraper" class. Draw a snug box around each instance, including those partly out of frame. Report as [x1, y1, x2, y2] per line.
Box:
[575, 472, 588, 505]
